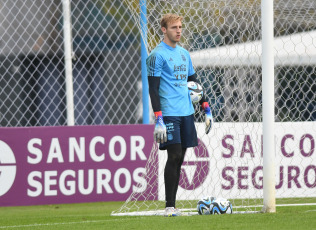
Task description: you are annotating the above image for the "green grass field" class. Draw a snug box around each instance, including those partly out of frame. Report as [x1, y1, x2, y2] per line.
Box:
[0, 199, 316, 230]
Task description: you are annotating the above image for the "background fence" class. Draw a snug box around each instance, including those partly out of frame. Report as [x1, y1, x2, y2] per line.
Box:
[0, 0, 316, 127]
[0, 0, 142, 126]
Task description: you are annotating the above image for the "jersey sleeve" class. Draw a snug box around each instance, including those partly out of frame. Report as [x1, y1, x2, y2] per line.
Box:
[148, 76, 161, 112]
[146, 52, 164, 77]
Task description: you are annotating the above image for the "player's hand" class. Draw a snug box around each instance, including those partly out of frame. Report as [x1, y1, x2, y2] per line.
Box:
[154, 111, 167, 143]
[202, 102, 214, 134]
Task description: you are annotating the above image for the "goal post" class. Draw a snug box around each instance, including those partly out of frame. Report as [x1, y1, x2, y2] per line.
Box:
[261, 0, 276, 213]
[111, 0, 316, 216]
[140, 0, 150, 124]
[62, 0, 75, 126]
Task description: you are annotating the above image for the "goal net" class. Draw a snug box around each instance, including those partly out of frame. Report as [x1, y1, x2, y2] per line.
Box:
[112, 0, 316, 216]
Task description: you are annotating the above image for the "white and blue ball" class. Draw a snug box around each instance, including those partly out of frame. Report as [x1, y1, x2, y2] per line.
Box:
[197, 197, 233, 215]
[196, 196, 216, 215]
[187, 81, 203, 104]
[209, 197, 233, 214]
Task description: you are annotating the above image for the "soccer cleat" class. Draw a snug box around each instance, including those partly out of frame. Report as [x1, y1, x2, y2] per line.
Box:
[164, 207, 182, 217]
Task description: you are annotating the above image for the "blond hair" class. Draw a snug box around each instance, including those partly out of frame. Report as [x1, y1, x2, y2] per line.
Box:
[160, 13, 183, 28]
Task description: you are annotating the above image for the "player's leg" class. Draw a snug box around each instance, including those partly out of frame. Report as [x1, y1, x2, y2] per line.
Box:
[164, 143, 183, 208]
[171, 114, 198, 203]
[159, 116, 188, 216]
[173, 147, 187, 203]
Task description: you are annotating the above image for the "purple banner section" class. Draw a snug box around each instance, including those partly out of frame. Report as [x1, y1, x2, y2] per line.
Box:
[0, 125, 155, 207]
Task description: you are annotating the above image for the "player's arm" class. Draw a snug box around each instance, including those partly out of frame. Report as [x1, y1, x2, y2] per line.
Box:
[148, 76, 161, 112]
[188, 73, 214, 134]
[147, 53, 167, 143]
[148, 76, 167, 143]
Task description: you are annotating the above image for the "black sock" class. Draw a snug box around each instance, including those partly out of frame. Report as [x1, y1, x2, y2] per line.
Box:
[164, 144, 186, 208]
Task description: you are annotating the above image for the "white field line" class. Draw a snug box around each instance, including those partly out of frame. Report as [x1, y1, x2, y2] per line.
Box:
[305, 210, 316, 212]
[276, 203, 316, 207]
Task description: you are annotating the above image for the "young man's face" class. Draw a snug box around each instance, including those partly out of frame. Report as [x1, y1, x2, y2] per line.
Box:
[162, 20, 182, 44]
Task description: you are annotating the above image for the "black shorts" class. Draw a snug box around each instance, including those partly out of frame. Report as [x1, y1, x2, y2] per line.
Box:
[159, 114, 198, 150]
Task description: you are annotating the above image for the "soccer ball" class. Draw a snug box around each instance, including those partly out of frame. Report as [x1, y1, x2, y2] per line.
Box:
[197, 197, 233, 215]
[187, 81, 203, 104]
[196, 196, 216, 215]
[209, 197, 233, 214]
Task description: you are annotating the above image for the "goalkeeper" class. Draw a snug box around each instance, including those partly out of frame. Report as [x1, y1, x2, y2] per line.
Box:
[146, 13, 214, 217]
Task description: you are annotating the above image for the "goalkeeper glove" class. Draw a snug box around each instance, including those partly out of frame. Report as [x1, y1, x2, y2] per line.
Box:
[202, 102, 214, 134]
[154, 111, 167, 143]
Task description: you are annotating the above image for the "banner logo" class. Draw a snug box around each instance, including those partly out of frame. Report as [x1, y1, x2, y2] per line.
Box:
[0, 141, 17, 196]
[179, 139, 209, 190]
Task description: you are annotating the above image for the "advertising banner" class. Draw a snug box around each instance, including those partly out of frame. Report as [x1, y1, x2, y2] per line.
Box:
[0, 122, 315, 206]
[0, 125, 155, 206]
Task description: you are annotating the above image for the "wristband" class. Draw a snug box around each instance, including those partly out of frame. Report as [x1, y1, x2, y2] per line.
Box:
[154, 111, 163, 120]
[202, 102, 210, 110]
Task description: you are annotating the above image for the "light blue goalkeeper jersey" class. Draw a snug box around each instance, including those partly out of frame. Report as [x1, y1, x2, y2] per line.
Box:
[146, 41, 195, 116]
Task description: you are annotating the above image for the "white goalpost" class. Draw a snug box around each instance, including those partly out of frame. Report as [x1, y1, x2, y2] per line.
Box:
[261, 0, 276, 213]
[112, 0, 316, 216]
[62, 0, 75, 126]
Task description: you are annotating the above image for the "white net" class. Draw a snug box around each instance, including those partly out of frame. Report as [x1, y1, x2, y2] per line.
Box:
[112, 0, 316, 216]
